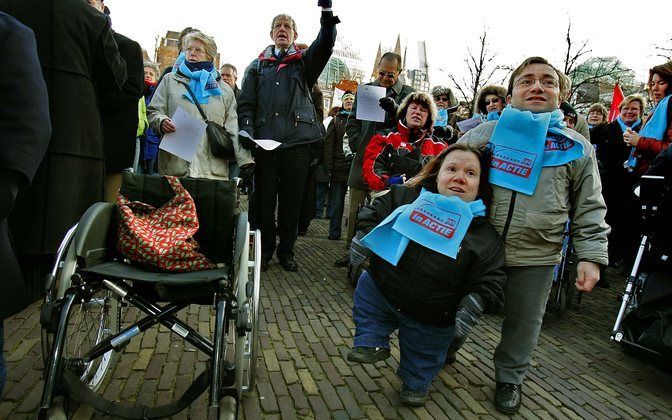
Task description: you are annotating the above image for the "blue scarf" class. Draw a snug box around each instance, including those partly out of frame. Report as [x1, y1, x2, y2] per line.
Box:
[640, 94, 671, 141]
[488, 108, 584, 195]
[435, 108, 449, 127]
[361, 189, 486, 265]
[615, 115, 642, 133]
[175, 58, 221, 104]
[474, 111, 501, 123]
[625, 96, 669, 171]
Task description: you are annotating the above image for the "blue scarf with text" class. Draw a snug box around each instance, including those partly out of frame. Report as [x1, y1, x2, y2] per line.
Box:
[488, 108, 584, 195]
[361, 189, 486, 265]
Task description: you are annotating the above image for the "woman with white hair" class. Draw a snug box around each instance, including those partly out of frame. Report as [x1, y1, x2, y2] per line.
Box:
[148, 31, 253, 180]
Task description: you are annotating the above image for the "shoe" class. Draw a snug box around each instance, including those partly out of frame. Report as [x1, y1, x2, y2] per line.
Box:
[346, 346, 390, 364]
[494, 382, 522, 414]
[279, 258, 298, 272]
[334, 254, 349, 268]
[445, 351, 457, 365]
[328, 234, 340, 240]
[260, 259, 269, 272]
[399, 383, 428, 406]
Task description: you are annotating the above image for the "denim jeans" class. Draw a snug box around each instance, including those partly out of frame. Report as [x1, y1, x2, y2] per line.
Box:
[328, 181, 347, 239]
[0, 321, 5, 396]
[352, 271, 454, 392]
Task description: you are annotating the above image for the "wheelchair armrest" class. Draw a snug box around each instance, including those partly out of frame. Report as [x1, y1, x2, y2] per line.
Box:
[232, 211, 249, 266]
[75, 202, 116, 267]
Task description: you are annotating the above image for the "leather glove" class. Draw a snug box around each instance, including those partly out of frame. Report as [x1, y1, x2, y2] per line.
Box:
[317, 0, 332, 7]
[387, 175, 405, 186]
[238, 164, 255, 194]
[238, 130, 257, 151]
[379, 97, 398, 115]
[454, 293, 484, 340]
[433, 125, 454, 140]
[349, 231, 371, 267]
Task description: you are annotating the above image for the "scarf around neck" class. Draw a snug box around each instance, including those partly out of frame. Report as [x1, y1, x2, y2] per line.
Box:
[615, 115, 642, 133]
[176, 59, 221, 104]
[361, 189, 486, 265]
[488, 107, 584, 195]
[640, 94, 671, 141]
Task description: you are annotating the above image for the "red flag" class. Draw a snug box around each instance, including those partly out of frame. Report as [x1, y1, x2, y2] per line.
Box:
[608, 83, 624, 122]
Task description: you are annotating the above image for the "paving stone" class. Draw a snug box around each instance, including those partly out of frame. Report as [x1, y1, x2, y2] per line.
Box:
[4, 222, 672, 419]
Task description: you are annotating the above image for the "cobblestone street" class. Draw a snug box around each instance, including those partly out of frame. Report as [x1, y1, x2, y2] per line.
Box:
[2, 217, 671, 419]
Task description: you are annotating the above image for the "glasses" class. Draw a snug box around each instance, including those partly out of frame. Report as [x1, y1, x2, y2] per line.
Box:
[513, 77, 559, 88]
[435, 96, 450, 102]
[185, 47, 206, 55]
[378, 70, 397, 79]
[484, 98, 501, 105]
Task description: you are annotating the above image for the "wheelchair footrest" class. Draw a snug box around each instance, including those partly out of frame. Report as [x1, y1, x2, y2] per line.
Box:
[62, 367, 211, 419]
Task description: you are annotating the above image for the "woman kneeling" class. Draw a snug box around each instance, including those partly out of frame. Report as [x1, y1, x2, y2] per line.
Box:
[347, 143, 506, 406]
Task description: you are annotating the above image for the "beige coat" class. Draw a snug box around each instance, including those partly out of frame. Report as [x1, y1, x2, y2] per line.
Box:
[147, 72, 253, 180]
[459, 121, 609, 267]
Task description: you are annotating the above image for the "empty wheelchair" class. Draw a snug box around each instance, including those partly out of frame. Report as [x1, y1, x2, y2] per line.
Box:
[38, 173, 262, 419]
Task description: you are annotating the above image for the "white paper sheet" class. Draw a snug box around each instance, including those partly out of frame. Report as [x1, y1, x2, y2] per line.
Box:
[239, 130, 282, 151]
[355, 85, 386, 123]
[159, 106, 206, 162]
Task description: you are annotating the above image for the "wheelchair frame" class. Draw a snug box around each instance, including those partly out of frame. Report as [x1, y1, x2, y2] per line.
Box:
[548, 220, 580, 316]
[37, 202, 261, 419]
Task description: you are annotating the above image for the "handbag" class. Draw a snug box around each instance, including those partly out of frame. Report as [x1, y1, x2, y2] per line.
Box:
[178, 80, 235, 160]
[116, 176, 216, 272]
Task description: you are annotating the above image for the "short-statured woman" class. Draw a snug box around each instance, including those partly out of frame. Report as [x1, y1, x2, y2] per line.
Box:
[347, 143, 506, 406]
[147, 31, 253, 180]
[622, 61, 672, 175]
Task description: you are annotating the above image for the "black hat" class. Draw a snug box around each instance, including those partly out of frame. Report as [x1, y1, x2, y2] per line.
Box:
[560, 102, 577, 121]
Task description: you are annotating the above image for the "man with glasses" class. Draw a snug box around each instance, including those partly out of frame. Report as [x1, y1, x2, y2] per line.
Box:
[335, 52, 415, 267]
[459, 56, 608, 414]
[238, 1, 339, 272]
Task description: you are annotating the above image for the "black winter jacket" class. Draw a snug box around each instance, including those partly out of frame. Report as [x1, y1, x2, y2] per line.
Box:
[356, 185, 506, 326]
[237, 11, 338, 149]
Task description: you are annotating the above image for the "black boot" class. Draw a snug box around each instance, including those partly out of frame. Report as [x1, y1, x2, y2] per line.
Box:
[494, 382, 522, 414]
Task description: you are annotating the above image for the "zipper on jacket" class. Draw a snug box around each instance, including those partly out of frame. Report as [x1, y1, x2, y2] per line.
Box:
[501, 191, 517, 242]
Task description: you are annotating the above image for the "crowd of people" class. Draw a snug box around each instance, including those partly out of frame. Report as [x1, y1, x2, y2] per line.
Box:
[1, 0, 671, 414]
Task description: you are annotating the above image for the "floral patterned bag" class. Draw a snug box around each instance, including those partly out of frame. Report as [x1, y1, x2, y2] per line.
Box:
[116, 176, 215, 272]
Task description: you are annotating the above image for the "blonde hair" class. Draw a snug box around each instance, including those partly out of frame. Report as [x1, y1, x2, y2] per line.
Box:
[183, 31, 217, 62]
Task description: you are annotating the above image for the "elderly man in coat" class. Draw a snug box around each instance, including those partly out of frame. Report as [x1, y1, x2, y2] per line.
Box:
[0, 11, 51, 395]
[237, 0, 339, 272]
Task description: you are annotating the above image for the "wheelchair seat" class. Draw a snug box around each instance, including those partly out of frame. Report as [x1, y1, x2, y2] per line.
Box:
[38, 173, 262, 420]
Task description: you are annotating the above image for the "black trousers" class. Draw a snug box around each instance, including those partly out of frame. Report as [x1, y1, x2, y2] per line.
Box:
[255, 145, 311, 261]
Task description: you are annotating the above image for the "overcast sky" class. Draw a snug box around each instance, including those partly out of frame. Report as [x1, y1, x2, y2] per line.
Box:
[107, 0, 671, 93]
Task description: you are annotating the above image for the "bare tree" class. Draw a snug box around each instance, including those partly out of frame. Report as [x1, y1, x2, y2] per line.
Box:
[569, 56, 639, 106]
[562, 20, 591, 78]
[655, 37, 672, 61]
[446, 30, 501, 107]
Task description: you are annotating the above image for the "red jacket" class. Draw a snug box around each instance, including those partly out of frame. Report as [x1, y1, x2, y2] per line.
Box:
[635, 100, 672, 174]
[363, 121, 447, 191]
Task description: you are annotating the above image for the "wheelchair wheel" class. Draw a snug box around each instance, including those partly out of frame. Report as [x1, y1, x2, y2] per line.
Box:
[234, 227, 261, 399]
[41, 224, 121, 392]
